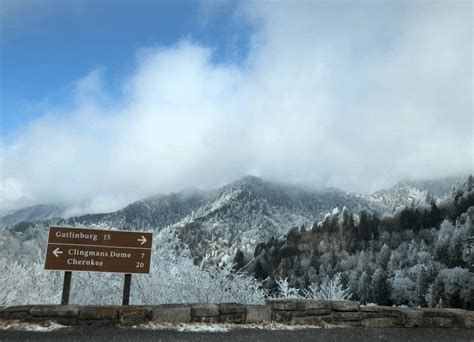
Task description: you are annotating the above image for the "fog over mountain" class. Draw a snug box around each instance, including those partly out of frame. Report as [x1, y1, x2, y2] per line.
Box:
[0, 204, 64, 228]
[0, 175, 463, 229]
[1, 2, 471, 214]
[2, 176, 472, 310]
[1, 175, 467, 266]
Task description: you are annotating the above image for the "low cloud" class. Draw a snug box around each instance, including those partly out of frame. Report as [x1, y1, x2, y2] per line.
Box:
[1, 2, 472, 214]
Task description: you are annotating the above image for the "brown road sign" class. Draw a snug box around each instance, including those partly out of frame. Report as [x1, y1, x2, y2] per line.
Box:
[44, 226, 153, 274]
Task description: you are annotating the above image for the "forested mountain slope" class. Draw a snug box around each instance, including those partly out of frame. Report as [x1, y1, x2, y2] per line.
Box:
[245, 176, 474, 309]
[2, 176, 389, 262]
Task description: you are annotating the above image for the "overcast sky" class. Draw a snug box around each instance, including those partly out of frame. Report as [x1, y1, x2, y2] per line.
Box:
[0, 1, 472, 215]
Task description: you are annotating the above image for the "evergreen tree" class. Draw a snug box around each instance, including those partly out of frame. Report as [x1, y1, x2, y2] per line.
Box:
[233, 249, 245, 271]
[357, 250, 370, 274]
[407, 240, 419, 266]
[371, 267, 390, 305]
[399, 207, 417, 231]
[341, 207, 350, 230]
[448, 223, 465, 267]
[286, 227, 301, 245]
[430, 277, 445, 308]
[253, 258, 269, 280]
[434, 220, 454, 263]
[414, 264, 430, 306]
[358, 210, 371, 242]
[437, 267, 471, 309]
[348, 270, 360, 300]
[358, 271, 371, 304]
[391, 270, 415, 305]
[387, 251, 400, 276]
[427, 201, 443, 228]
[377, 243, 391, 270]
[370, 213, 380, 240]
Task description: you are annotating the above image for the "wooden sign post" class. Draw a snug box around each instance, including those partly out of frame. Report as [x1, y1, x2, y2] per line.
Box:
[44, 226, 153, 305]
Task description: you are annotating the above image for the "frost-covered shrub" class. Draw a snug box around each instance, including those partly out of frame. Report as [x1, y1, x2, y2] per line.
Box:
[0, 259, 64, 305]
[0, 240, 266, 306]
[275, 278, 301, 299]
[273, 273, 352, 300]
[303, 272, 351, 300]
[132, 242, 266, 305]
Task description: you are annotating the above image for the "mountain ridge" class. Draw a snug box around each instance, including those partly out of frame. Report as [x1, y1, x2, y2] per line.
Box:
[0, 174, 469, 267]
[1, 175, 465, 240]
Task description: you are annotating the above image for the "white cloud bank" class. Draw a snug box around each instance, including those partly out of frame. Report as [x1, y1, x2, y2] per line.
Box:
[1, 1, 472, 214]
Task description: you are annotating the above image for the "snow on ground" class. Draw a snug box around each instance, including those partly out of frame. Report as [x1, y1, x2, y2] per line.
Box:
[0, 321, 340, 332]
[0, 320, 66, 332]
[138, 322, 323, 332]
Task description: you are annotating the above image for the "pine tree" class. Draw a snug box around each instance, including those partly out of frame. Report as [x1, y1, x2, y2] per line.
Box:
[425, 278, 444, 308]
[253, 259, 269, 280]
[371, 267, 389, 305]
[407, 240, 419, 266]
[448, 222, 467, 267]
[391, 270, 415, 305]
[428, 201, 443, 228]
[377, 244, 391, 270]
[399, 207, 417, 231]
[425, 283, 436, 308]
[387, 251, 400, 277]
[434, 220, 454, 263]
[414, 264, 430, 306]
[358, 271, 371, 304]
[348, 270, 360, 300]
[233, 249, 245, 271]
[358, 210, 371, 242]
[370, 213, 380, 240]
[357, 250, 370, 274]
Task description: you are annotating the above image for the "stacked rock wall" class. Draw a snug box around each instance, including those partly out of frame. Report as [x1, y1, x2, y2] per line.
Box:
[0, 300, 472, 328]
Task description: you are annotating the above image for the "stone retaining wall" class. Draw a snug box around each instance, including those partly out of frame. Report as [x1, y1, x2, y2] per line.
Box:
[0, 300, 472, 328]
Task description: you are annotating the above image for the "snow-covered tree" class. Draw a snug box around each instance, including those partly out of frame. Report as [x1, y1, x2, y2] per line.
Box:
[358, 271, 371, 304]
[448, 222, 468, 267]
[436, 267, 472, 309]
[434, 220, 454, 262]
[347, 270, 360, 299]
[387, 251, 400, 276]
[0, 238, 268, 306]
[376, 243, 391, 270]
[425, 276, 447, 308]
[304, 272, 351, 300]
[371, 267, 389, 305]
[276, 278, 300, 299]
[390, 270, 415, 305]
[357, 250, 370, 274]
[414, 264, 430, 306]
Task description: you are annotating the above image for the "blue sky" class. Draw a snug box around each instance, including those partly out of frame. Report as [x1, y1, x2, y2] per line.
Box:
[0, 1, 471, 213]
[0, 0, 251, 135]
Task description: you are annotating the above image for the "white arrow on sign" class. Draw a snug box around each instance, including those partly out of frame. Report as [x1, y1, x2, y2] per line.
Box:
[52, 247, 63, 257]
[138, 235, 147, 245]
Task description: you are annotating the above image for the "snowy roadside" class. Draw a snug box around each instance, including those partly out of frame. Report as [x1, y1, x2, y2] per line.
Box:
[0, 320, 341, 333]
[138, 322, 326, 332]
[0, 320, 67, 332]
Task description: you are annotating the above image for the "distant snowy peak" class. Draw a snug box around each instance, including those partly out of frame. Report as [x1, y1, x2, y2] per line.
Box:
[369, 176, 463, 211]
[370, 183, 430, 211]
[155, 176, 389, 263]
